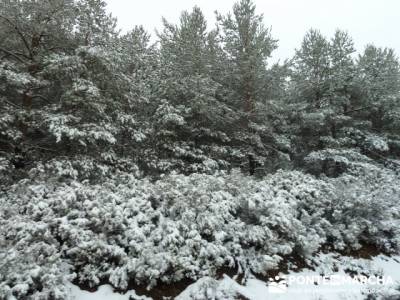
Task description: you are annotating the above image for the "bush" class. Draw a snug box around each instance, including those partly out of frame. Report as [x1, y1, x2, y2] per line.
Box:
[1, 159, 399, 297]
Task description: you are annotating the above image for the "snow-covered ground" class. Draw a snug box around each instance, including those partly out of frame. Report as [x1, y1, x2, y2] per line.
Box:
[68, 284, 151, 300]
[69, 254, 400, 300]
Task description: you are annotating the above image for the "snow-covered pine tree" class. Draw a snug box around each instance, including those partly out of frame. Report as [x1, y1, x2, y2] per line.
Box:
[0, 0, 151, 182]
[292, 29, 331, 110]
[217, 0, 278, 119]
[328, 29, 356, 115]
[154, 7, 242, 174]
[355, 45, 400, 131]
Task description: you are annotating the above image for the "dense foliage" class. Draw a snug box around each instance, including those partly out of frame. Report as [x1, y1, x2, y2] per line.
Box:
[1, 0, 400, 299]
[2, 157, 400, 299]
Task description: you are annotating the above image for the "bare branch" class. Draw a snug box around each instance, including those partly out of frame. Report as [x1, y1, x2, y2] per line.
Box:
[26, 144, 58, 153]
[1, 98, 23, 109]
[32, 94, 50, 104]
[0, 47, 28, 64]
[0, 15, 33, 60]
[344, 105, 375, 115]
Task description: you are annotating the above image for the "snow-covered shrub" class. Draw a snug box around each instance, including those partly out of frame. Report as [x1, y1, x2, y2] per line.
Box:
[304, 148, 373, 177]
[0, 170, 323, 290]
[235, 170, 336, 257]
[304, 149, 400, 251]
[28, 156, 140, 182]
[175, 276, 238, 300]
[364, 135, 390, 153]
[0, 206, 72, 300]
[1, 163, 399, 296]
[328, 162, 400, 252]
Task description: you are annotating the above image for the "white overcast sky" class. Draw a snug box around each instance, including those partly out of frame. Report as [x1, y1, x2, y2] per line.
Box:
[104, 0, 400, 62]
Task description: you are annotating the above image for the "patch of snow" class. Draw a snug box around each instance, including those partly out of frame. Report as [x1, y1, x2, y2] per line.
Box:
[68, 283, 151, 300]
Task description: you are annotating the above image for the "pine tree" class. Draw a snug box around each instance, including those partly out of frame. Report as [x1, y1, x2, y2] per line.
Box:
[292, 29, 331, 110]
[354, 45, 400, 131]
[328, 29, 356, 114]
[217, 0, 277, 119]
[0, 0, 150, 177]
[154, 7, 235, 173]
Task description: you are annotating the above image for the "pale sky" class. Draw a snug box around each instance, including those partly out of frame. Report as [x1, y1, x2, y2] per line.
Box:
[104, 0, 400, 62]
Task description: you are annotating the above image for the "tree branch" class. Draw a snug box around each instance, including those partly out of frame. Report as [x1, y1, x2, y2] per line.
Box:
[365, 148, 400, 169]
[0, 47, 28, 64]
[0, 15, 33, 60]
[1, 98, 23, 109]
[26, 144, 58, 153]
[344, 105, 375, 115]
[32, 94, 51, 104]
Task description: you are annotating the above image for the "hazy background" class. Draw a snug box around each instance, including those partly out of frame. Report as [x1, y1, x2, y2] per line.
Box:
[104, 0, 400, 62]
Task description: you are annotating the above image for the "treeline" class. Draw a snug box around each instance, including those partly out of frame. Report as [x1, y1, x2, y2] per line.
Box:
[1, 0, 399, 182]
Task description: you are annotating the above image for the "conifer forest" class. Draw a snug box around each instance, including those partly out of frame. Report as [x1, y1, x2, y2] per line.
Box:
[1, 0, 400, 299]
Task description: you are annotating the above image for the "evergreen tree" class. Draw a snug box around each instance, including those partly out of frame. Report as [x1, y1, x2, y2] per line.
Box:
[0, 0, 149, 178]
[217, 0, 277, 119]
[328, 29, 356, 114]
[292, 29, 330, 110]
[355, 45, 400, 131]
[155, 7, 235, 173]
